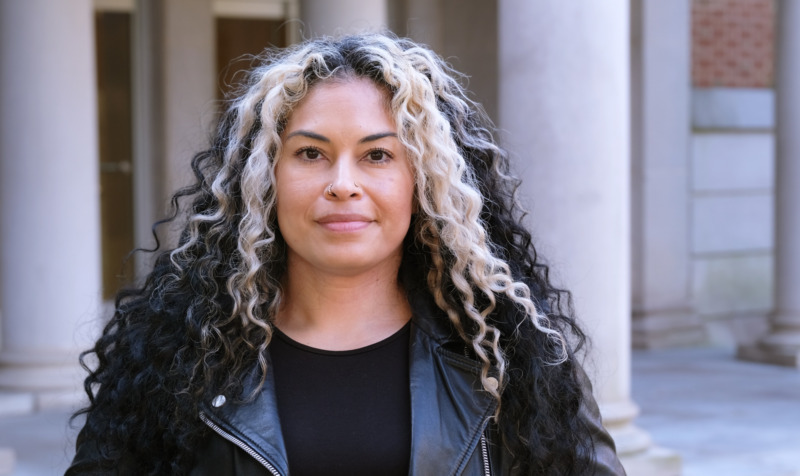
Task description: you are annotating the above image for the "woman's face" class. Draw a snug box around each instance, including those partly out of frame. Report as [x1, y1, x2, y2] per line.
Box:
[274, 77, 415, 277]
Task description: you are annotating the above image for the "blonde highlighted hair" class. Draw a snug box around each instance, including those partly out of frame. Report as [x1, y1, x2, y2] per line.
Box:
[168, 33, 567, 408]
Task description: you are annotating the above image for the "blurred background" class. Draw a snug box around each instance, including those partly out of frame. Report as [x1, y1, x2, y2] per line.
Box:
[1, 0, 798, 475]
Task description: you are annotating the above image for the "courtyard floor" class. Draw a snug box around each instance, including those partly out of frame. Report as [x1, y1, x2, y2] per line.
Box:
[632, 347, 800, 476]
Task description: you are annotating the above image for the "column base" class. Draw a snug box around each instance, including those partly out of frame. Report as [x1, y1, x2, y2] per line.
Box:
[737, 318, 800, 368]
[620, 445, 682, 476]
[601, 400, 682, 475]
[633, 308, 706, 349]
[737, 343, 800, 368]
[600, 400, 649, 454]
[0, 350, 87, 411]
[0, 388, 85, 413]
[0, 392, 34, 416]
[0, 448, 14, 476]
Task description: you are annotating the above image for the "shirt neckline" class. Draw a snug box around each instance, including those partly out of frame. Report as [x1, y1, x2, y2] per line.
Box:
[272, 320, 411, 356]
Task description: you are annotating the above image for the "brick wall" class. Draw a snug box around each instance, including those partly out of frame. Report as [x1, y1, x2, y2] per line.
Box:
[689, 2, 777, 344]
[692, 0, 775, 88]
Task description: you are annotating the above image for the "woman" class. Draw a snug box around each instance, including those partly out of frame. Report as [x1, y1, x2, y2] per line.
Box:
[68, 33, 625, 475]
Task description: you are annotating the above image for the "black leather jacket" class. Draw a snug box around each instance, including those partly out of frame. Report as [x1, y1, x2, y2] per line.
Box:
[188, 293, 626, 476]
[68, 292, 626, 475]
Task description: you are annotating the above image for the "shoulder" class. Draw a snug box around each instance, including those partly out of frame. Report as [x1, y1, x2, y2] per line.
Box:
[406, 287, 471, 358]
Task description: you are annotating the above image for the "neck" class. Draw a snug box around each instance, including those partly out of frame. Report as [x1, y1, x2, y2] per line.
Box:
[275, 255, 412, 350]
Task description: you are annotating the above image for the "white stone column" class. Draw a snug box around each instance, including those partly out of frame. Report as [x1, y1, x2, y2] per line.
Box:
[739, 0, 800, 367]
[0, 0, 102, 408]
[498, 2, 679, 474]
[133, 0, 215, 253]
[404, 0, 499, 121]
[132, 0, 165, 268]
[630, 0, 705, 349]
[300, 0, 388, 37]
[161, 0, 215, 198]
[405, 0, 444, 51]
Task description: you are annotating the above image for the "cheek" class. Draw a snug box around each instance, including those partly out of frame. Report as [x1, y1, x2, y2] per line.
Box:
[273, 177, 309, 231]
[274, 199, 290, 236]
[388, 176, 416, 223]
[274, 165, 311, 205]
[400, 170, 417, 212]
[276, 188, 306, 223]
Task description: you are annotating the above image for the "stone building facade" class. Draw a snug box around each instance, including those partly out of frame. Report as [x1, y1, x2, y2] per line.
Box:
[1, 0, 799, 474]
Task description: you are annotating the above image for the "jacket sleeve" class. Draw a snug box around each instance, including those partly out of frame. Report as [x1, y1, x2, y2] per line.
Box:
[576, 364, 628, 476]
[64, 428, 112, 476]
[65, 426, 139, 476]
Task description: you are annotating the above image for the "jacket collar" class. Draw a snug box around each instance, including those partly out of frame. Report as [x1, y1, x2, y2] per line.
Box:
[200, 289, 496, 476]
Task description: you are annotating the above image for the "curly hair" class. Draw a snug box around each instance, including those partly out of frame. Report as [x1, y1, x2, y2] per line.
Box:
[72, 33, 595, 475]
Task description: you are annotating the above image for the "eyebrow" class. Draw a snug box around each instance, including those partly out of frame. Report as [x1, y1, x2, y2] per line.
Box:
[284, 130, 330, 142]
[283, 130, 397, 143]
[359, 132, 397, 143]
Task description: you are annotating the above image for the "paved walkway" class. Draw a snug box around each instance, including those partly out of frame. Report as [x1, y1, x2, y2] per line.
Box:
[0, 407, 78, 475]
[632, 347, 800, 476]
[0, 347, 798, 475]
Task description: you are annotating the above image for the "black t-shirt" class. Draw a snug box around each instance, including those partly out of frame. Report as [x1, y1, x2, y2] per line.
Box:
[270, 322, 411, 476]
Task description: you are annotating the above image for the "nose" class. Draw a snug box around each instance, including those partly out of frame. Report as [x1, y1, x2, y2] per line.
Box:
[325, 159, 362, 199]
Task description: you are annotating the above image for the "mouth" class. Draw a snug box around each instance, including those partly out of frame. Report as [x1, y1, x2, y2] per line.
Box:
[316, 213, 373, 232]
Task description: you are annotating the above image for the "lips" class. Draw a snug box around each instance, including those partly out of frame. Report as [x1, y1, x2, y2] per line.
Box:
[316, 213, 373, 232]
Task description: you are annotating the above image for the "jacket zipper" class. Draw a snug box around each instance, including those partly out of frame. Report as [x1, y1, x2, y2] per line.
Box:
[480, 433, 491, 476]
[199, 411, 282, 476]
[464, 344, 492, 476]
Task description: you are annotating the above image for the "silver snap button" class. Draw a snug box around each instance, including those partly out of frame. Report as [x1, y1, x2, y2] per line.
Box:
[485, 377, 499, 392]
[212, 395, 226, 407]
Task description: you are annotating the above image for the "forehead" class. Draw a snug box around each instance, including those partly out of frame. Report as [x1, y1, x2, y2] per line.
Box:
[283, 77, 393, 129]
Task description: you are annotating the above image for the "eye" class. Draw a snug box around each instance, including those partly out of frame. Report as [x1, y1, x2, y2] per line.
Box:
[296, 147, 322, 160]
[366, 148, 392, 163]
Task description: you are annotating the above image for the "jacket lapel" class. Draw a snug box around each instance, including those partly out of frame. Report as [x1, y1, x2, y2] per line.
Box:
[408, 293, 497, 476]
[201, 358, 290, 476]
